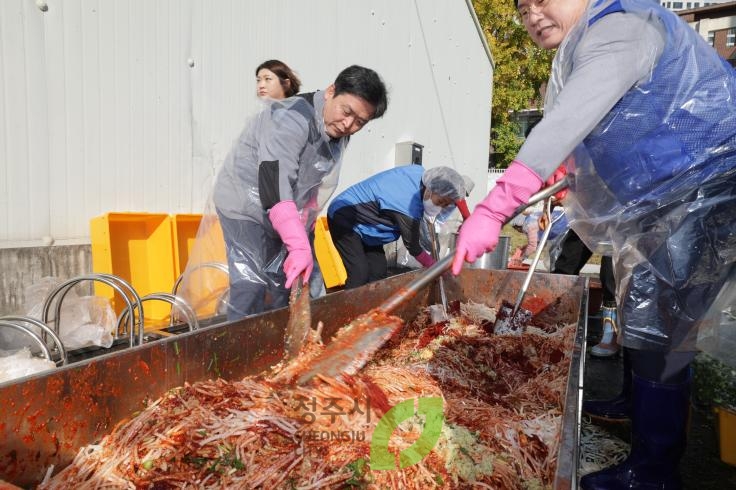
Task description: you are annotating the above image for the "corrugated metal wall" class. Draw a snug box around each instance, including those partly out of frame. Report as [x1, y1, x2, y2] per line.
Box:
[0, 0, 493, 247]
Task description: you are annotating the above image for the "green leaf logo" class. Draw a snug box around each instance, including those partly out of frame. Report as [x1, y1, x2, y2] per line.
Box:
[370, 397, 444, 470]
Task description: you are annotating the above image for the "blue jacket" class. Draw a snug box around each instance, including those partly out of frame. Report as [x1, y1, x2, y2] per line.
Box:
[560, 0, 736, 352]
[328, 166, 425, 252]
[583, 0, 736, 206]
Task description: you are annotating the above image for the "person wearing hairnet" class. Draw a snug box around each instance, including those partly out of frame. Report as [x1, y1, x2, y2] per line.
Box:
[328, 166, 471, 289]
[213, 65, 388, 320]
[452, 0, 736, 487]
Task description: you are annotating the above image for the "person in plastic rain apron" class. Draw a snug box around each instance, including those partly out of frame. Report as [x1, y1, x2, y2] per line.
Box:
[452, 0, 736, 487]
[187, 65, 388, 321]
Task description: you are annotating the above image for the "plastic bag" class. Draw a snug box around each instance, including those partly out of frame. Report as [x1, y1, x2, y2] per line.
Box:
[23, 277, 115, 350]
[545, 228, 570, 272]
[0, 347, 56, 383]
[696, 266, 736, 369]
[0, 277, 58, 351]
[53, 296, 115, 349]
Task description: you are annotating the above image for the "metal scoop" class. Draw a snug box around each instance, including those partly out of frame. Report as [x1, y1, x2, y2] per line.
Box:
[284, 275, 311, 361]
[493, 197, 554, 335]
[295, 179, 568, 385]
[426, 216, 450, 324]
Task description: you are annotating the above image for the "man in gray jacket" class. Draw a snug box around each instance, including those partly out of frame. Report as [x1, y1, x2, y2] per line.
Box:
[213, 65, 388, 320]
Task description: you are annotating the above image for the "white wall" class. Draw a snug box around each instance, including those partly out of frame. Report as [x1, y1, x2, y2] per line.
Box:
[0, 0, 493, 247]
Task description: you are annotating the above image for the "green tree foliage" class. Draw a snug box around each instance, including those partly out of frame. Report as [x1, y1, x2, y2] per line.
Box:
[473, 0, 554, 168]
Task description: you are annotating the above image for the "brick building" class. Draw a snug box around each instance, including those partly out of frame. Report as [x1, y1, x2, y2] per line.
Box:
[661, 0, 733, 12]
[678, 1, 736, 66]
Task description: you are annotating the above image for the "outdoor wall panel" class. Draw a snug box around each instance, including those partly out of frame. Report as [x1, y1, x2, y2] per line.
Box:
[1, 1, 48, 243]
[0, 0, 492, 247]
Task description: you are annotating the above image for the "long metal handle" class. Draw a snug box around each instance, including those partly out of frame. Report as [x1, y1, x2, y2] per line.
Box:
[511, 197, 553, 318]
[378, 178, 568, 314]
[426, 216, 448, 316]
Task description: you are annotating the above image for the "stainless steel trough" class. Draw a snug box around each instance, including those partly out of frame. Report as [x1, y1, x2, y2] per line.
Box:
[0, 268, 588, 488]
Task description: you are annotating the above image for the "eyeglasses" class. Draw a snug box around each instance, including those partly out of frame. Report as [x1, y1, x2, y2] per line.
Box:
[517, 0, 552, 18]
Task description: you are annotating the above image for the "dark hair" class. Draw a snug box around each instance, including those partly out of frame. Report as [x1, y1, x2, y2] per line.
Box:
[333, 65, 388, 119]
[255, 59, 301, 97]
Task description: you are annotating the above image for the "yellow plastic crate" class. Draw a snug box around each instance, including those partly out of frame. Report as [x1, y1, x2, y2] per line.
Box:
[172, 214, 229, 319]
[90, 213, 176, 321]
[171, 214, 203, 278]
[716, 405, 736, 466]
[314, 216, 347, 288]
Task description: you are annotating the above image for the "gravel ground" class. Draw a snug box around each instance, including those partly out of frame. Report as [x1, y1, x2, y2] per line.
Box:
[582, 314, 736, 489]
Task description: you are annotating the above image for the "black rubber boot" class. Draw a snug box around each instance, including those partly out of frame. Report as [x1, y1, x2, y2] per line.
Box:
[580, 372, 691, 489]
[583, 347, 632, 422]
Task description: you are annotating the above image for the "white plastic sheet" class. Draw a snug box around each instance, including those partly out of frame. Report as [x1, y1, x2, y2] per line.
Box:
[23, 277, 115, 350]
[0, 347, 55, 384]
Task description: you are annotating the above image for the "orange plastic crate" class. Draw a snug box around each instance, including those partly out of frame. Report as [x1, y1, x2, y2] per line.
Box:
[314, 216, 347, 288]
[171, 214, 203, 278]
[90, 213, 176, 321]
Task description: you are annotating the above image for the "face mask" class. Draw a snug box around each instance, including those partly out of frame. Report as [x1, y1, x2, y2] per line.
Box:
[423, 198, 443, 219]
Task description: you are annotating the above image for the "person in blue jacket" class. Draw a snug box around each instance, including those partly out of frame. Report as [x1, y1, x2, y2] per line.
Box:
[328, 165, 470, 289]
[452, 0, 736, 487]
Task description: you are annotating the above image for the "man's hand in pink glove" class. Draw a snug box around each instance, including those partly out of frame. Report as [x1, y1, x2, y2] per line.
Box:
[415, 250, 436, 268]
[451, 212, 504, 274]
[269, 200, 314, 289]
[451, 161, 544, 275]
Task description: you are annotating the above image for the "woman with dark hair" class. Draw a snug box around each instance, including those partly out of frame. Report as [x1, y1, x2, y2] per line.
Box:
[255, 59, 301, 99]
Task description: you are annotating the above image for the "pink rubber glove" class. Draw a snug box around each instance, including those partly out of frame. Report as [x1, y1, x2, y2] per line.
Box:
[415, 250, 435, 268]
[451, 161, 544, 275]
[546, 164, 568, 202]
[269, 200, 313, 288]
